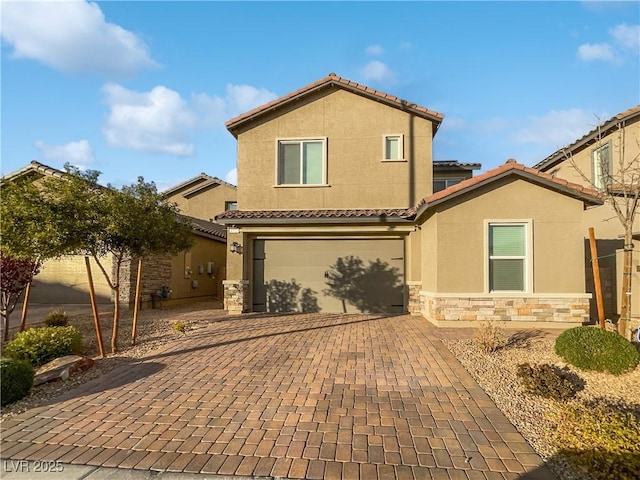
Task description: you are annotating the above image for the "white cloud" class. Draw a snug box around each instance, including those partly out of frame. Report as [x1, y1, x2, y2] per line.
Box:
[577, 23, 639, 63]
[102, 82, 277, 156]
[512, 109, 598, 147]
[225, 168, 238, 185]
[439, 117, 467, 132]
[0, 0, 157, 76]
[610, 24, 640, 52]
[34, 139, 95, 165]
[102, 84, 197, 156]
[365, 45, 384, 55]
[361, 61, 395, 82]
[578, 42, 619, 62]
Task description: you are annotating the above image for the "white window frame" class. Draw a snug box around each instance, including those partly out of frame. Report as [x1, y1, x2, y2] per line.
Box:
[592, 142, 612, 191]
[484, 220, 533, 294]
[275, 137, 327, 186]
[382, 134, 405, 162]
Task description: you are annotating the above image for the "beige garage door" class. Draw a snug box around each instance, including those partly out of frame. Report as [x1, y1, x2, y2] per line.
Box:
[253, 238, 404, 314]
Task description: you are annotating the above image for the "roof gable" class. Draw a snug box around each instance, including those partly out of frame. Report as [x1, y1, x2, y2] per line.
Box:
[414, 159, 602, 218]
[225, 73, 444, 137]
[162, 173, 236, 199]
[1, 160, 66, 185]
[534, 105, 640, 172]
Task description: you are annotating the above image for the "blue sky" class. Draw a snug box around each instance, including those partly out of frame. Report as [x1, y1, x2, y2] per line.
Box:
[2, 1, 639, 191]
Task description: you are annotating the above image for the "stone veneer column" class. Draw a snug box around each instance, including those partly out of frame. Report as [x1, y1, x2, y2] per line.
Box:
[406, 281, 422, 315]
[223, 280, 250, 314]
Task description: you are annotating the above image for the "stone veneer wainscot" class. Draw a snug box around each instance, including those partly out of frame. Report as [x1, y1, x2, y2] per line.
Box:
[419, 292, 591, 324]
[224, 280, 250, 314]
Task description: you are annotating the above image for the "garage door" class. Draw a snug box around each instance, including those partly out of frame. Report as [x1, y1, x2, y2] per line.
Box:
[253, 238, 404, 314]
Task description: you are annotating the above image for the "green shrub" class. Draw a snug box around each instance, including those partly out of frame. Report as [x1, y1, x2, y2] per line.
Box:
[1, 357, 35, 406]
[555, 326, 639, 375]
[516, 363, 583, 400]
[473, 321, 506, 353]
[551, 400, 640, 480]
[43, 310, 69, 327]
[172, 321, 187, 334]
[4, 326, 83, 367]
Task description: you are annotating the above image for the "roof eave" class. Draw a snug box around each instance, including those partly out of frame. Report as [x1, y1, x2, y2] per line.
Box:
[216, 214, 415, 226]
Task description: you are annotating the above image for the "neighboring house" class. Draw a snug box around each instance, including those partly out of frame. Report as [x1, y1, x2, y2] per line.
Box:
[432, 160, 481, 192]
[533, 105, 640, 321]
[1, 161, 227, 308]
[162, 173, 237, 222]
[216, 73, 602, 327]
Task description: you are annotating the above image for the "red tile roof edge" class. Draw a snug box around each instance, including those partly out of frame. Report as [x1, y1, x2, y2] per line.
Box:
[225, 73, 444, 133]
[416, 159, 602, 211]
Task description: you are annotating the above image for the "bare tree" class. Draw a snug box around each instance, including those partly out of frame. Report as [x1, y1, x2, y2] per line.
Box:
[565, 118, 640, 329]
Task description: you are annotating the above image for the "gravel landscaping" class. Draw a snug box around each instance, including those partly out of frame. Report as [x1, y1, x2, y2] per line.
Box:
[442, 326, 640, 480]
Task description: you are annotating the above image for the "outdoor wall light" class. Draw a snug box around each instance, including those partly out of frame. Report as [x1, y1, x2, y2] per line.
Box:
[230, 241, 243, 254]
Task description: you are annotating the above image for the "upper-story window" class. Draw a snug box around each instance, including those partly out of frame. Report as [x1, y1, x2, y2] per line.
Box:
[225, 201, 238, 211]
[433, 178, 462, 193]
[382, 134, 404, 161]
[592, 142, 611, 191]
[277, 138, 326, 185]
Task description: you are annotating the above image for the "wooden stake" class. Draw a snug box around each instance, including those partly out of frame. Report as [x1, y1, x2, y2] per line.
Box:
[19, 282, 32, 332]
[85, 256, 105, 358]
[588, 227, 606, 329]
[131, 259, 143, 346]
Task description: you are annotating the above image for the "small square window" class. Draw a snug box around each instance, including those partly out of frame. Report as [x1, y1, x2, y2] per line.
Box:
[383, 134, 404, 161]
[225, 201, 237, 211]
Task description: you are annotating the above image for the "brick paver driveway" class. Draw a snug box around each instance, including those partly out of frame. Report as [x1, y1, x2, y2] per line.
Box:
[1, 314, 554, 479]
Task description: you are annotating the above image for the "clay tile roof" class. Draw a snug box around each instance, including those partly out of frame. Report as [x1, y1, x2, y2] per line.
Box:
[1, 160, 66, 184]
[433, 160, 482, 170]
[415, 159, 602, 214]
[216, 207, 414, 224]
[225, 73, 444, 136]
[534, 104, 640, 171]
[180, 215, 227, 241]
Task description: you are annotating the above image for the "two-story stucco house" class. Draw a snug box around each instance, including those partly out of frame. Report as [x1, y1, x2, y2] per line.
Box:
[217, 73, 602, 327]
[162, 173, 237, 222]
[533, 106, 640, 323]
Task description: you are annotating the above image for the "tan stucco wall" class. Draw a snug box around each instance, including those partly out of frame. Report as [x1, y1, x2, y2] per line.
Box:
[420, 179, 586, 294]
[170, 236, 226, 300]
[166, 182, 237, 221]
[236, 88, 435, 210]
[32, 255, 113, 304]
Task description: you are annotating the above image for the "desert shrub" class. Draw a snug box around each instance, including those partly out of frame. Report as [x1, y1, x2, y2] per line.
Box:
[551, 400, 640, 480]
[1, 357, 35, 406]
[4, 326, 83, 367]
[473, 321, 506, 353]
[172, 321, 187, 334]
[43, 310, 69, 327]
[516, 363, 583, 400]
[555, 326, 639, 375]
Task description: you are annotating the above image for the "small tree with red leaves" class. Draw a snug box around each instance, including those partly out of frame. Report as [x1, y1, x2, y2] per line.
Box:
[1, 252, 40, 341]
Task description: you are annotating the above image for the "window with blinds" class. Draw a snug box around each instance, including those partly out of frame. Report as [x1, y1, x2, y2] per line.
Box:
[277, 138, 326, 185]
[489, 223, 527, 291]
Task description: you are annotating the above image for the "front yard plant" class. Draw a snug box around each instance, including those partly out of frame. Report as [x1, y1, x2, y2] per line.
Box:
[473, 321, 506, 353]
[1, 357, 35, 406]
[43, 310, 69, 327]
[551, 400, 640, 480]
[516, 362, 583, 400]
[4, 326, 83, 367]
[555, 326, 639, 375]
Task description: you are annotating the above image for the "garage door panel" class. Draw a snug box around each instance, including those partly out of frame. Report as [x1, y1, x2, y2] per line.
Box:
[253, 239, 404, 314]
